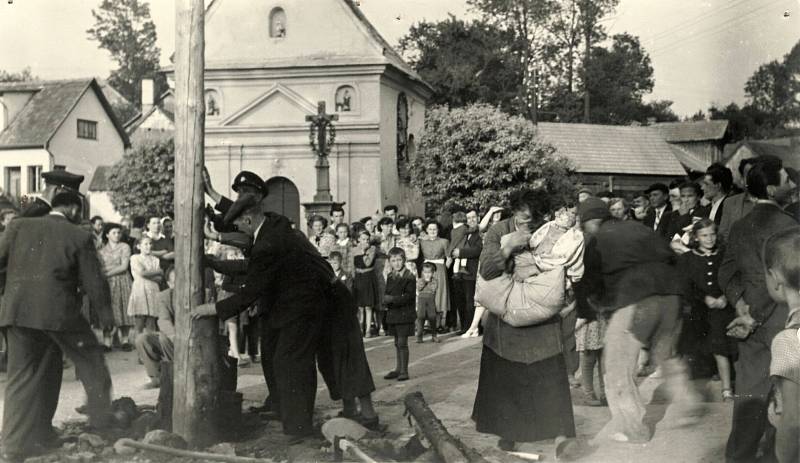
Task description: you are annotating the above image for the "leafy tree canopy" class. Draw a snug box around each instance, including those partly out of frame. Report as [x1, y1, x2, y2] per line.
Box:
[108, 137, 174, 217]
[399, 16, 521, 113]
[411, 104, 576, 213]
[87, 0, 166, 109]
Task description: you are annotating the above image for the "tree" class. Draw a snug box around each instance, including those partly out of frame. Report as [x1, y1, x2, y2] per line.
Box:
[87, 0, 166, 108]
[581, 33, 655, 124]
[398, 17, 521, 112]
[468, 0, 556, 118]
[107, 138, 174, 217]
[0, 67, 37, 83]
[410, 104, 575, 213]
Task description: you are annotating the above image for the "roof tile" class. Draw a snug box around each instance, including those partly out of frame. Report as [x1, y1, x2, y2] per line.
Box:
[535, 123, 687, 176]
[653, 120, 729, 142]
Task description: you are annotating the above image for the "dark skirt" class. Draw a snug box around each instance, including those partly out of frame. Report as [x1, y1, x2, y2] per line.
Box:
[353, 272, 378, 307]
[318, 281, 376, 401]
[387, 322, 414, 338]
[708, 306, 737, 357]
[472, 345, 575, 443]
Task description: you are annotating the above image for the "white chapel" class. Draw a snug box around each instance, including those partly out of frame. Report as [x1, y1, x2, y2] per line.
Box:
[165, 0, 432, 225]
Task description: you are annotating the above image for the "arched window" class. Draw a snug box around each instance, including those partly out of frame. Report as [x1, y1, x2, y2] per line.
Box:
[335, 85, 356, 112]
[396, 93, 409, 182]
[205, 89, 221, 118]
[269, 7, 287, 38]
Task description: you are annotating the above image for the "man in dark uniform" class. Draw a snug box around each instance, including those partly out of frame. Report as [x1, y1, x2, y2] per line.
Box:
[194, 193, 334, 437]
[0, 192, 115, 461]
[20, 170, 84, 218]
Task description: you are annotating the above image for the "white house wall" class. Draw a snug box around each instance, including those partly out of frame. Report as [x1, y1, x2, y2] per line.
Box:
[0, 148, 51, 196]
[48, 88, 125, 194]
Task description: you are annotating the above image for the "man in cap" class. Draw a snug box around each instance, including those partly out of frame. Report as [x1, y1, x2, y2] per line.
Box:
[203, 168, 266, 216]
[195, 193, 379, 437]
[20, 170, 84, 218]
[577, 197, 701, 443]
[0, 191, 116, 461]
[641, 183, 673, 239]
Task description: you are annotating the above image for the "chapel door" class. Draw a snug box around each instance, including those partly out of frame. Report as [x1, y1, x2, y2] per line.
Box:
[263, 176, 300, 226]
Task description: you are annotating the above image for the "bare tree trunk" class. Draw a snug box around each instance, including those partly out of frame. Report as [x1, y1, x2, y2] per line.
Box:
[173, 0, 220, 447]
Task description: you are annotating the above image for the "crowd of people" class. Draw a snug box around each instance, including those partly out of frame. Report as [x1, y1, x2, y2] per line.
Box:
[0, 153, 797, 462]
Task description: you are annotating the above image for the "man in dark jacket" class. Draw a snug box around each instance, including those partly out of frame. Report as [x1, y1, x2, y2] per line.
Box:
[195, 194, 378, 436]
[642, 183, 673, 240]
[578, 197, 701, 444]
[719, 156, 798, 463]
[448, 210, 483, 334]
[0, 192, 115, 461]
[20, 170, 84, 218]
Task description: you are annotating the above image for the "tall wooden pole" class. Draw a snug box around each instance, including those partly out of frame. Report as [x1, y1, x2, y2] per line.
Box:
[173, 0, 220, 447]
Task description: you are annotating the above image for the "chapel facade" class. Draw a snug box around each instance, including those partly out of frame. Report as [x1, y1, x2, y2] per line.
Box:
[165, 0, 432, 225]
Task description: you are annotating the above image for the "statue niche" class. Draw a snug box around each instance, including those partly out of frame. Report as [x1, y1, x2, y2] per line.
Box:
[270, 7, 287, 38]
[335, 85, 356, 113]
[205, 89, 221, 117]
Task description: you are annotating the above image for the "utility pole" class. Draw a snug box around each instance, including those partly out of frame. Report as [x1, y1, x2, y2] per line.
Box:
[583, 0, 592, 123]
[173, 0, 220, 447]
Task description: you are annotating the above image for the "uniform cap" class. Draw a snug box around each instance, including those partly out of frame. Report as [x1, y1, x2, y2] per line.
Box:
[42, 170, 84, 191]
[231, 171, 266, 194]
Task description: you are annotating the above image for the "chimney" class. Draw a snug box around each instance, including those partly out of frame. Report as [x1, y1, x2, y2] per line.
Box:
[141, 79, 154, 113]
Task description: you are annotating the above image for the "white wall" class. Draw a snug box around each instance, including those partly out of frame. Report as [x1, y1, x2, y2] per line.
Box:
[48, 88, 125, 194]
[0, 148, 52, 196]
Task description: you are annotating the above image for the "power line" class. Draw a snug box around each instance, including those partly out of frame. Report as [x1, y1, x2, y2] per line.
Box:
[649, 0, 789, 55]
[644, 0, 751, 45]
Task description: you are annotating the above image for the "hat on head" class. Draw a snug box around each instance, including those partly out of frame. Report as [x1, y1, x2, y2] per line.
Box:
[223, 192, 261, 225]
[42, 169, 84, 191]
[577, 197, 610, 223]
[644, 183, 669, 195]
[232, 171, 266, 195]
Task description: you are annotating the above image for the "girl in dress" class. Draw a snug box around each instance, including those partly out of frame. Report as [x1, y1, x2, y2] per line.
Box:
[100, 223, 134, 350]
[353, 230, 379, 337]
[396, 218, 419, 275]
[678, 219, 737, 401]
[331, 223, 354, 275]
[128, 236, 163, 334]
[419, 220, 450, 331]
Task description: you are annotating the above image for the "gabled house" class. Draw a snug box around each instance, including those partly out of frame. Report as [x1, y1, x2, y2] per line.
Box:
[124, 80, 175, 145]
[0, 78, 130, 197]
[535, 122, 688, 194]
[162, 0, 433, 224]
[653, 120, 730, 168]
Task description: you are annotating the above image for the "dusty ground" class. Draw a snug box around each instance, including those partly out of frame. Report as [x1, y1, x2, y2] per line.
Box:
[0, 333, 732, 462]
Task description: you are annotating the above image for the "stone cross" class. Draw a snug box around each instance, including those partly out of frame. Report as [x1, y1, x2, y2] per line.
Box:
[305, 101, 338, 202]
[306, 101, 338, 158]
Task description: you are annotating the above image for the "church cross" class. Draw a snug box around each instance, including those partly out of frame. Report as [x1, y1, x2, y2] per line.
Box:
[306, 101, 339, 158]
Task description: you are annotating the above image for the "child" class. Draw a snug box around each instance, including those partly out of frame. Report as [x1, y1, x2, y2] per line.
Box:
[330, 251, 352, 293]
[764, 227, 800, 463]
[383, 247, 417, 381]
[396, 218, 419, 275]
[575, 315, 607, 406]
[128, 236, 163, 335]
[332, 223, 354, 275]
[678, 219, 737, 401]
[416, 263, 440, 343]
[353, 230, 378, 337]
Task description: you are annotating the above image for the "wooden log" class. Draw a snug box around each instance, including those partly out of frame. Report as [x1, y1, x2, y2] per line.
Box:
[403, 392, 488, 463]
[173, 0, 220, 447]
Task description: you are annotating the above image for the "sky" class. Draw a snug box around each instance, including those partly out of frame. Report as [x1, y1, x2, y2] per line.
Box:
[0, 0, 798, 117]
